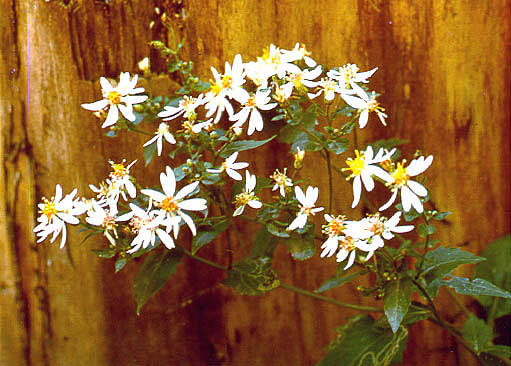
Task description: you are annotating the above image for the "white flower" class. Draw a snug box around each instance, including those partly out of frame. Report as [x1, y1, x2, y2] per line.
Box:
[327, 64, 378, 89]
[157, 94, 206, 121]
[343, 146, 395, 208]
[141, 166, 207, 238]
[259, 44, 302, 79]
[336, 236, 368, 270]
[281, 43, 317, 67]
[233, 171, 262, 216]
[85, 200, 125, 245]
[244, 59, 274, 88]
[191, 119, 214, 134]
[119, 203, 174, 254]
[81, 72, 148, 128]
[379, 155, 434, 213]
[230, 89, 277, 135]
[341, 85, 387, 128]
[143, 123, 176, 156]
[288, 186, 324, 231]
[33, 184, 87, 248]
[207, 152, 249, 181]
[270, 168, 293, 197]
[320, 214, 346, 258]
[307, 77, 352, 101]
[108, 159, 137, 203]
[282, 65, 322, 96]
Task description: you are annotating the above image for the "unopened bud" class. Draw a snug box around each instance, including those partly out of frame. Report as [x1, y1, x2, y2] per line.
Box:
[233, 126, 243, 136]
[138, 57, 150, 73]
[293, 147, 305, 169]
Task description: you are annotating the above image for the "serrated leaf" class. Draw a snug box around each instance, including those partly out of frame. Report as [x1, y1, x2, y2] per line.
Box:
[143, 139, 157, 166]
[191, 220, 230, 254]
[286, 234, 315, 261]
[250, 228, 279, 258]
[222, 257, 280, 296]
[475, 235, 511, 318]
[462, 314, 492, 353]
[315, 271, 362, 293]
[219, 136, 276, 158]
[318, 315, 408, 366]
[443, 277, 511, 298]
[421, 247, 485, 278]
[375, 305, 431, 329]
[133, 248, 184, 315]
[266, 222, 290, 238]
[383, 278, 412, 333]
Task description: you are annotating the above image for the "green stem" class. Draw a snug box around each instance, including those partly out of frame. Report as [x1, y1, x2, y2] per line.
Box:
[182, 248, 227, 270]
[325, 150, 333, 212]
[279, 283, 383, 312]
[131, 128, 153, 136]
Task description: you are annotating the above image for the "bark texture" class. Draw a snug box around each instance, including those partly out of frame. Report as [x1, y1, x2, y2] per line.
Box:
[1, 0, 509, 365]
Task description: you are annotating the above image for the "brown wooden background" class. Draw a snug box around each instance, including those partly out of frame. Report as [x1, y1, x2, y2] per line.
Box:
[1, 0, 510, 365]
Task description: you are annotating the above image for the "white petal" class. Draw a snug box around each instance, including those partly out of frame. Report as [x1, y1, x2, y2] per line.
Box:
[118, 104, 135, 122]
[175, 181, 199, 200]
[344, 251, 356, 269]
[248, 200, 262, 209]
[294, 186, 306, 205]
[81, 99, 108, 111]
[179, 212, 197, 236]
[379, 190, 397, 211]
[361, 171, 374, 191]
[178, 198, 207, 211]
[156, 229, 175, 250]
[358, 110, 369, 128]
[226, 169, 242, 181]
[161, 167, 176, 197]
[407, 180, 428, 197]
[351, 176, 362, 208]
[342, 94, 367, 110]
[141, 189, 166, 202]
[102, 105, 119, 128]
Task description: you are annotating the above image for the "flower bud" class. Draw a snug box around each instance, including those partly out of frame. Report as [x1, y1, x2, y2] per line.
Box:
[138, 57, 150, 73]
[293, 147, 305, 169]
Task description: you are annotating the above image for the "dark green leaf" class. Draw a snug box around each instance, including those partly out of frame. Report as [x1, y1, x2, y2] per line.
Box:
[395, 203, 420, 222]
[462, 314, 492, 353]
[383, 278, 412, 333]
[475, 235, 511, 318]
[315, 271, 362, 293]
[375, 305, 431, 329]
[115, 257, 127, 273]
[222, 257, 280, 296]
[421, 247, 485, 278]
[250, 228, 279, 258]
[432, 211, 451, 220]
[143, 141, 157, 166]
[443, 277, 511, 298]
[219, 136, 276, 158]
[418, 224, 436, 238]
[326, 138, 349, 155]
[257, 206, 281, 221]
[318, 315, 408, 366]
[483, 345, 511, 358]
[286, 234, 315, 261]
[133, 248, 184, 315]
[191, 220, 230, 254]
[266, 222, 290, 238]
[479, 352, 509, 366]
[92, 247, 116, 258]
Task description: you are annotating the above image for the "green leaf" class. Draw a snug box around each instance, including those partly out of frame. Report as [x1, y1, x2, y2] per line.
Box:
[432, 211, 451, 220]
[318, 315, 408, 366]
[143, 140, 157, 166]
[443, 277, 511, 298]
[325, 138, 349, 155]
[222, 257, 280, 296]
[375, 305, 431, 329]
[383, 278, 412, 333]
[133, 248, 184, 315]
[395, 203, 420, 222]
[115, 257, 127, 273]
[266, 222, 290, 238]
[462, 314, 492, 354]
[191, 220, 230, 254]
[250, 228, 279, 258]
[479, 352, 509, 366]
[257, 206, 281, 221]
[315, 271, 362, 293]
[286, 234, 315, 261]
[483, 345, 511, 358]
[368, 138, 408, 152]
[219, 136, 276, 158]
[418, 224, 436, 238]
[475, 235, 511, 318]
[421, 247, 485, 278]
[92, 248, 116, 258]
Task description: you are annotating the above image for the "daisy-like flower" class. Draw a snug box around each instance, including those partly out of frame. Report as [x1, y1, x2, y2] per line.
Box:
[320, 214, 346, 258]
[379, 155, 434, 213]
[281, 65, 322, 96]
[85, 200, 125, 245]
[230, 89, 277, 135]
[190, 119, 214, 134]
[341, 85, 387, 128]
[157, 94, 206, 122]
[308, 77, 351, 102]
[270, 168, 293, 197]
[244, 59, 274, 89]
[33, 184, 87, 248]
[353, 212, 414, 251]
[205, 54, 248, 123]
[207, 152, 249, 181]
[327, 64, 378, 89]
[259, 44, 302, 79]
[343, 146, 395, 208]
[141, 166, 207, 238]
[119, 203, 174, 254]
[288, 186, 324, 231]
[281, 42, 317, 67]
[336, 236, 367, 270]
[143, 122, 176, 156]
[233, 171, 262, 216]
[108, 159, 137, 202]
[81, 72, 148, 128]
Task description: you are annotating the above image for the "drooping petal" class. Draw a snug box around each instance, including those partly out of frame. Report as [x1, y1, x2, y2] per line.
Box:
[118, 103, 136, 122]
[407, 180, 428, 197]
[351, 176, 362, 208]
[102, 105, 119, 128]
[81, 99, 109, 111]
[361, 171, 374, 191]
[179, 211, 197, 236]
[379, 189, 398, 211]
[156, 228, 175, 250]
[344, 251, 356, 269]
[358, 110, 369, 128]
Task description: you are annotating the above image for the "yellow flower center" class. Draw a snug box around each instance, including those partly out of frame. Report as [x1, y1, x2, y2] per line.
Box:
[340, 236, 356, 251]
[40, 198, 57, 219]
[221, 75, 233, 89]
[321, 78, 336, 93]
[322, 215, 346, 237]
[106, 91, 121, 105]
[157, 123, 169, 135]
[288, 73, 303, 88]
[367, 215, 385, 235]
[129, 216, 150, 233]
[234, 192, 257, 207]
[343, 150, 365, 179]
[110, 162, 128, 179]
[246, 95, 257, 108]
[210, 83, 222, 96]
[103, 212, 117, 230]
[271, 170, 289, 187]
[160, 197, 179, 214]
[393, 162, 410, 186]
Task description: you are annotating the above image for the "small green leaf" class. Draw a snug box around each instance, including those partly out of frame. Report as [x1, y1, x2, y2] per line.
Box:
[318, 315, 408, 366]
[315, 271, 362, 293]
[375, 305, 431, 329]
[395, 203, 420, 222]
[219, 136, 276, 158]
[115, 257, 127, 273]
[133, 248, 184, 315]
[432, 211, 451, 220]
[286, 234, 315, 261]
[92, 248, 116, 258]
[222, 257, 280, 296]
[250, 228, 279, 258]
[418, 224, 436, 238]
[383, 278, 412, 333]
[462, 314, 492, 354]
[442, 277, 511, 298]
[143, 139, 157, 166]
[191, 220, 230, 254]
[257, 206, 280, 221]
[266, 222, 290, 238]
[325, 138, 349, 155]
